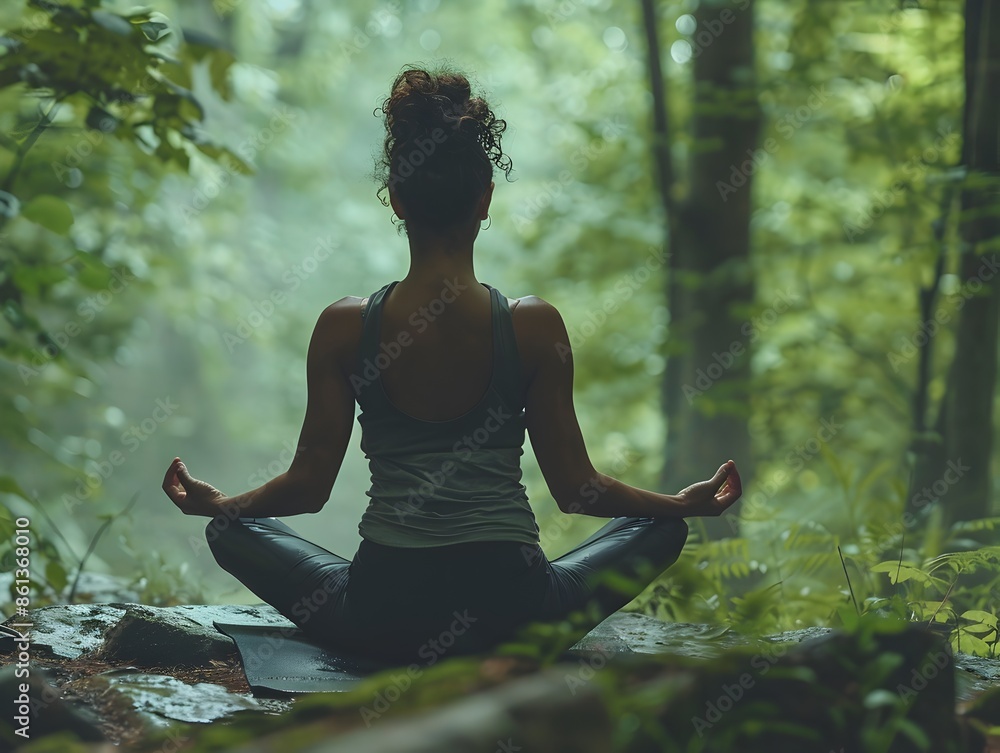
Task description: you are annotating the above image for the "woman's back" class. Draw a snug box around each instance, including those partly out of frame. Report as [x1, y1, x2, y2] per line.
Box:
[365, 279, 523, 422]
[353, 278, 539, 549]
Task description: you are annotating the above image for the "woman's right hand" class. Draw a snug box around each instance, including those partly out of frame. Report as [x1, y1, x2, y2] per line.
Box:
[673, 460, 743, 517]
[162, 457, 228, 517]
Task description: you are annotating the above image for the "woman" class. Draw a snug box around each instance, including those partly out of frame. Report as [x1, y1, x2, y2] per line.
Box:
[162, 66, 742, 664]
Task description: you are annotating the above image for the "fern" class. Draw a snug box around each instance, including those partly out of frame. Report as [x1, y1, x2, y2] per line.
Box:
[925, 547, 1000, 575]
[949, 517, 1000, 533]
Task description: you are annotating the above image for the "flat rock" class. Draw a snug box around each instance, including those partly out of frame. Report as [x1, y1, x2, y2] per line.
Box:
[1, 603, 127, 660]
[96, 606, 241, 667]
[101, 671, 289, 723]
[0, 603, 294, 661]
[955, 653, 1000, 702]
[0, 603, 300, 736]
[572, 612, 757, 658]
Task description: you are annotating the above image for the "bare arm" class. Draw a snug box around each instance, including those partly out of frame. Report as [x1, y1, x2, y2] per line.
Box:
[519, 297, 741, 518]
[162, 298, 358, 517]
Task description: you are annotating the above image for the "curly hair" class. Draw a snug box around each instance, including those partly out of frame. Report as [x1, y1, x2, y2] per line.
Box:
[374, 65, 513, 233]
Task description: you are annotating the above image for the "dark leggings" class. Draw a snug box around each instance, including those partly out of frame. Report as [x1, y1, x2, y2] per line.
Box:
[206, 515, 688, 664]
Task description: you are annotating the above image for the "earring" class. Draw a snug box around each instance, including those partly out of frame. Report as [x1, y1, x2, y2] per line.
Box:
[482, 214, 491, 230]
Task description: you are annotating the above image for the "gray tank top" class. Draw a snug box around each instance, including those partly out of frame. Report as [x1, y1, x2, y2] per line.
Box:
[354, 280, 540, 548]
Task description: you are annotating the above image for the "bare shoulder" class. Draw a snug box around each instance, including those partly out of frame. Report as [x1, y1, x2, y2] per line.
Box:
[316, 296, 366, 329]
[510, 295, 567, 337]
[311, 296, 366, 366]
[509, 295, 570, 378]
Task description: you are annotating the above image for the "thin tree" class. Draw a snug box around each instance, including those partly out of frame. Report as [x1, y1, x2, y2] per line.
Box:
[641, 0, 760, 539]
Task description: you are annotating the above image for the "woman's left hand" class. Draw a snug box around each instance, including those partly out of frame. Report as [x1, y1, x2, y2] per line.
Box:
[162, 457, 228, 516]
[673, 460, 743, 517]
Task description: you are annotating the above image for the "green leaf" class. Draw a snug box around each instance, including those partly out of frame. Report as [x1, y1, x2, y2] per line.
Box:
[954, 632, 993, 656]
[13, 264, 70, 296]
[179, 96, 203, 123]
[195, 144, 254, 175]
[0, 189, 20, 219]
[961, 624, 996, 635]
[962, 610, 998, 628]
[863, 688, 900, 709]
[74, 253, 112, 290]
[91, 10, 134, 37]
[896, 719, 931, 749]
[837, 603, 860, 630]
[85, 106, 118, 133]
[21, 195, 74, 235]
[0, 475, 30, 500]
[0, 514, 14, 544]
[45, 559, 68, 594]
[870, 560, 931, 585]
[139, 22, 170, 42]
[820, 442, 851, 493]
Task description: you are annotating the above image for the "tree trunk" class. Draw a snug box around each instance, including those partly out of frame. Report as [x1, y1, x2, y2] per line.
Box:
[911, 0, 1000, 525]
[643, 0, 759, 539]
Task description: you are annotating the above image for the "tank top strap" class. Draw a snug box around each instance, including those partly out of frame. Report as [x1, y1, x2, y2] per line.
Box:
[484, 284, 523, 408]
[361, 281, 395, 324]
[358, 280, 521, 409]
[356, 281, 397, 398]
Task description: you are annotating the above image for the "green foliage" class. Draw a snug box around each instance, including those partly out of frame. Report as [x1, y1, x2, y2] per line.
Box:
[635, 450, 1000, 662]
[0, 0, 240, 613]
[594, 612, 954, 753]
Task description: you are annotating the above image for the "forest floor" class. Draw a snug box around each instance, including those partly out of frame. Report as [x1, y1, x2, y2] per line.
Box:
[3, 603, 1000, 752]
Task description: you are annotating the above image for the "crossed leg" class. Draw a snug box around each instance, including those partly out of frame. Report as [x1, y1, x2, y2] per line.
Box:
[536, 516, 689, 622]
[205, 514, 689, 655]
[205, 516, 353, 641]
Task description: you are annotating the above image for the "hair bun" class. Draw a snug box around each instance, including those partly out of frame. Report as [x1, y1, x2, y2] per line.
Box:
[375, 65, 513, 231]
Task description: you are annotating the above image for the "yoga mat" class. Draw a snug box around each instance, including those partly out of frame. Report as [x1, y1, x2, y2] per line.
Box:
[213, 622, 392, 694]
[213, 618, 635, 696]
